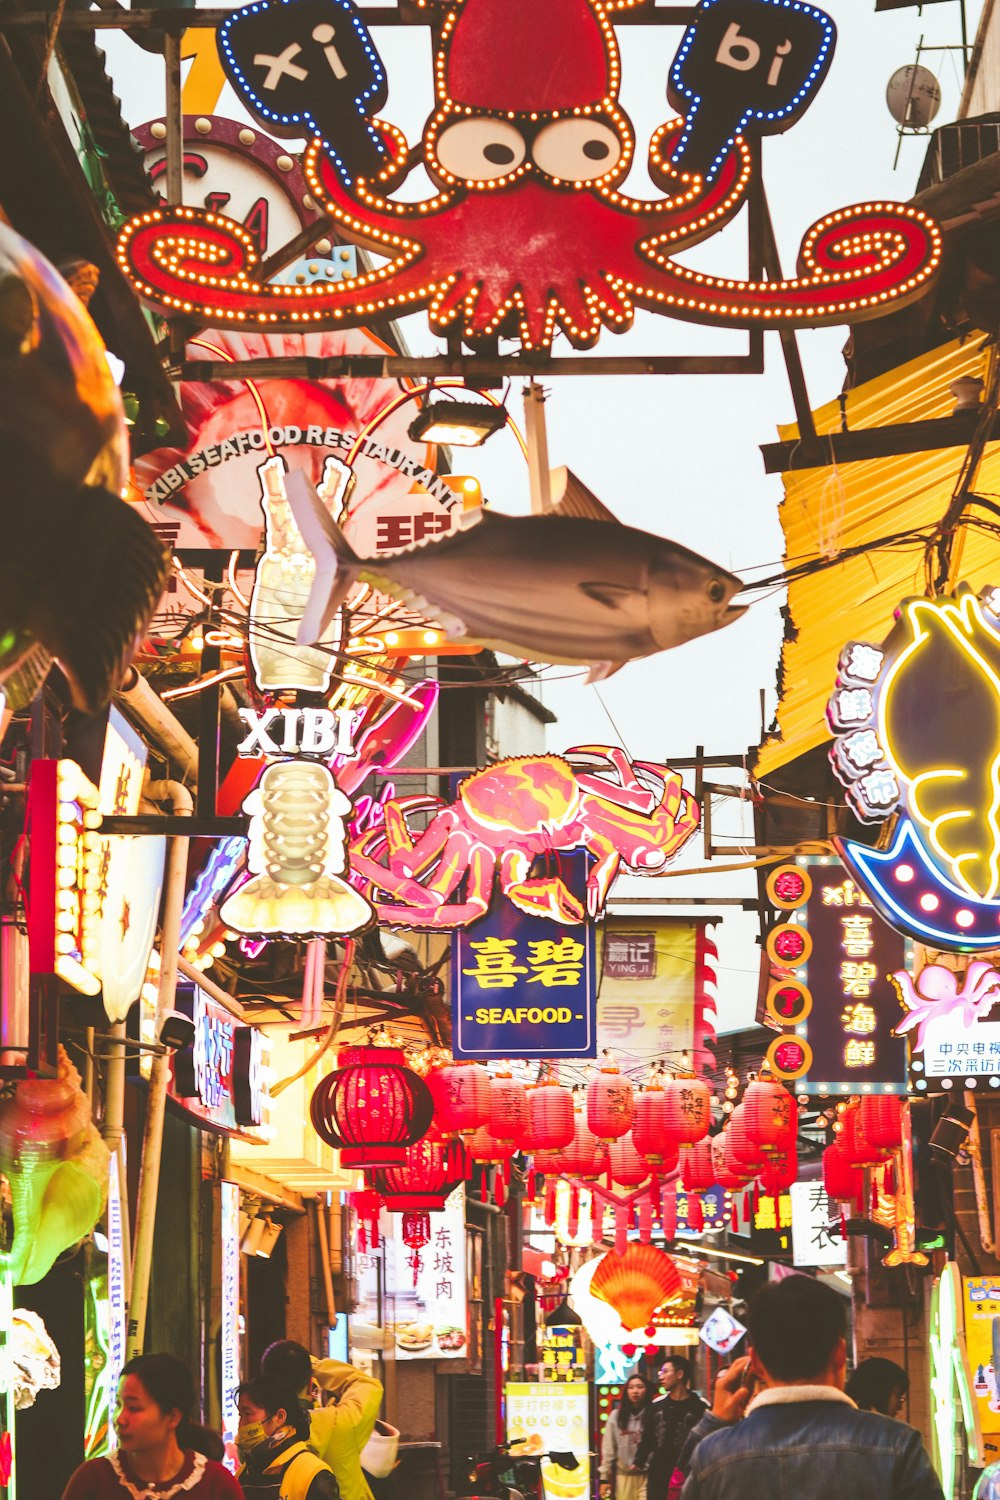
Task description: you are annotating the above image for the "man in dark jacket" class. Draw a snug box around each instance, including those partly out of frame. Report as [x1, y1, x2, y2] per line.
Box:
[635, 1356, 706, 1500]
[680, 1276, 944, 1500]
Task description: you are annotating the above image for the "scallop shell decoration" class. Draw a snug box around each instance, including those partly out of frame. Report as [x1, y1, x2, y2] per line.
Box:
[0, 1045, 110, 1285]
[880, 590, 1000, 901]
[589, 1243, 681, 1330]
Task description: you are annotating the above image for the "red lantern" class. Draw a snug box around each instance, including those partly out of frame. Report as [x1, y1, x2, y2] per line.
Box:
[858, 1094, 903, 1151]
[757, 1152, 797, 1197]
[743, 1079, 798, 1156]
[561, 1108, 609, 1179]
[841, 1104, 889, 1167]
[633, 1081, 669, 1162]
[681, 1139, 715, 1193]
[311, 1046, 433, 1168]
[725, 1107, 767, 1171]
[662, 1075, 711, 1145]
[587, 1060, 635, 1140]
[710, 1134, 747, 1192]
[467, 1124, 518, 1165]
[488, 1071, 529, 1142]
[531, 1147, 567, 1177]
[426, 1060, 490, 1135]
[524, 1079, 575, 1152]
[608, 1133, 652, 1189]
[823, 1142, 863, 1203]
[370, 1135, 470, 1211]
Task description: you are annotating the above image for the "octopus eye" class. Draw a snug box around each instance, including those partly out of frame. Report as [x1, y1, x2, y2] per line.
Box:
[532, 118, 623, 183]
[707, 579, 727, 604]
[434, 119, 527, 183]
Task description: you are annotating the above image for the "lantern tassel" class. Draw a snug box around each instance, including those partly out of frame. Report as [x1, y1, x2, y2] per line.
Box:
[544, 1181, 557, 1226]
[615, 1205, 628, 1256]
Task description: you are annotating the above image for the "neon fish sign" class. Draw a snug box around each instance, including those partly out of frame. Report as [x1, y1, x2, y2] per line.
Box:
[828, 584, 1000, 950]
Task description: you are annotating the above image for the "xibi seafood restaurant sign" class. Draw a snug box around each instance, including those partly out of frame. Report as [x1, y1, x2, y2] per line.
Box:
[828, 585, 1000, 952]
[118, 0, 942, 351]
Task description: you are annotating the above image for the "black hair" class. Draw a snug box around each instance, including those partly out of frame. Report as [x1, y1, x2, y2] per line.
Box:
[237, 1375, 311, 1441]
[187, 1422, 226, 1462]
[120, 1354, 197, 1448]
[260, 1339, 313, 1395]
[660, 1355, 693, 1384]
[747, 1275, 847, 1382]
[617, 1374, 652, 1429]
[845, 1358, 909, 1414]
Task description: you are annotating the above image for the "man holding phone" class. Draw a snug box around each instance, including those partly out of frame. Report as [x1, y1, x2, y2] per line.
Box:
[678, 1276, 943, 1499]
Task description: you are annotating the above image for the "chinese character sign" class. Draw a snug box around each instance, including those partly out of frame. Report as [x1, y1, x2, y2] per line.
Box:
[596, 920, 714, 1065]
[784, 860, 908, 1095]
[220, 1182, 241, 1468]
[829, 586, 1000, 952]
[790, 1181, 845, 1268]
[506, 1382, 590, 1500]
[388, 1188, 467, 1360]
[451, 854, 596, 1059]
[894, 961, 1000, 1090]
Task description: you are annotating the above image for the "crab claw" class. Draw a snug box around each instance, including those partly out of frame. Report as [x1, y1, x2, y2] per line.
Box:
[507, 879, 586, 924]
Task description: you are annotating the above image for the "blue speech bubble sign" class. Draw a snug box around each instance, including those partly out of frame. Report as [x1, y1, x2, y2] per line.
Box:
[668, 0, 836, 182]
[218, 0, 389, 184]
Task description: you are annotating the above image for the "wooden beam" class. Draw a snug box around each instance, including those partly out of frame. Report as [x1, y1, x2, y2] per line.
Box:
[760, 409, 996, 473]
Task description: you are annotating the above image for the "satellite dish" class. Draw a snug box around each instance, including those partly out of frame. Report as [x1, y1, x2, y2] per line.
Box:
[886, 64, 943, 128]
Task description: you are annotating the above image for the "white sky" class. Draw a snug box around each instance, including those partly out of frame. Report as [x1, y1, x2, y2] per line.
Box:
[102, 0, 979, 1034]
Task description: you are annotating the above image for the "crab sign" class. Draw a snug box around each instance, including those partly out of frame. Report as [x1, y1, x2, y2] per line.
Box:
[348, 747, 700, 929]
[116, 0, 942, 353]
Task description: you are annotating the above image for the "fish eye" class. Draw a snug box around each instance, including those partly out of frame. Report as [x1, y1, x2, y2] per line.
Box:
[707, 578, 727, 604]
[433, 119, 527, 183]
[532, 118, 623, 183]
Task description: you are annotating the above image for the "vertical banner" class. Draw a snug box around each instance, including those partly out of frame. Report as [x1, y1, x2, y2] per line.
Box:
[220, 1182, 241, 1469]
[451, 855, 596, 1059]
[388, 1188, 468, 1360]
[771, 859, 908, 1095]
[790, 1181, 845, 1268]
[106, 1152, 127, 1450]
[595, 919, 716, 1070]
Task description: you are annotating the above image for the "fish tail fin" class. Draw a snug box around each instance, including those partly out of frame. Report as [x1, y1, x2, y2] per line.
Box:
[284, 468, 360, 643]
[584, 660, 626, 684]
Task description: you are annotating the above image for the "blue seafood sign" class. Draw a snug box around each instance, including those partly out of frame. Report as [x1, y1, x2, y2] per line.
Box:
[451, 853, 597, 1060]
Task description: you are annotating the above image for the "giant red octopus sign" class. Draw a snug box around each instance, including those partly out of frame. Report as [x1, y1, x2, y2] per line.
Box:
[117, 0, 942, 352]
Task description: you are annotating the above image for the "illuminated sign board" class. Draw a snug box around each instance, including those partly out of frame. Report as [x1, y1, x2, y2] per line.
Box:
[236, 706, 359, 758]
[220, 1181, 241, 1469]
[765, 858, 908, 1096]
[117, 0, 941, 351]
[894, 961, 1000, 1094]
[595, 921, 702, 1063]
[387, 1187, 467, 1361]
[450, 853, 597, 1060]
[167, 983, 270, 1138]
[26, 759, 103, 994]
[505, 1382, 590, 1500]
[963, 1276, 1000, 1466]
[829, 586, 1000, 952]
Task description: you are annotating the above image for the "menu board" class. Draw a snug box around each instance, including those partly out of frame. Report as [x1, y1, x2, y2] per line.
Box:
[505, 1381, 590, 1500]
[387, 1188, 468, 1361]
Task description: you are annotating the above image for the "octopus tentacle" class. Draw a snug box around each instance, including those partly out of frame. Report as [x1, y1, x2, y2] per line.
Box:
[605, 125, 752, 241]
[624, 202, 943, 329]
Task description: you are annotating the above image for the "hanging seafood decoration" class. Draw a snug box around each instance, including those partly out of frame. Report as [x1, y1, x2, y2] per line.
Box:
[589, 1242, 681, 1331]
[0, 1047, 109, 1285]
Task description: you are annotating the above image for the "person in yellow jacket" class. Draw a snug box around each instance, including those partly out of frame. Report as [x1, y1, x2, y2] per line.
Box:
[237, 1376, 338, 1500]
[261, 1341, 384, 1500]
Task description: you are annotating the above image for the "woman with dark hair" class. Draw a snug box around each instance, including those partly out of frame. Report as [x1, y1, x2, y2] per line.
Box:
[236, 1375, 339, 1500]
[846, 1357, 910, 1418]
[599, 1375, 653, 1500]
[61, 1352, 244, 1498]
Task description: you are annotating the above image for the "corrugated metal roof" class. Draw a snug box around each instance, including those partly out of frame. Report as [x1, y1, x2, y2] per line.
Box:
[756, 334, 1000, 777]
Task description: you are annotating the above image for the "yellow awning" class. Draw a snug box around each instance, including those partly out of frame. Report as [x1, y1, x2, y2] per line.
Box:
[756, 335, 1000, 778]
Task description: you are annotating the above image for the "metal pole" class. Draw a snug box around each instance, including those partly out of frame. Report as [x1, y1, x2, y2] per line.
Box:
[103, 1020, 133, 1298]
[127, 785, 193, 1359]
[164, 32, 183, 207]
[523, 381, 552, 514]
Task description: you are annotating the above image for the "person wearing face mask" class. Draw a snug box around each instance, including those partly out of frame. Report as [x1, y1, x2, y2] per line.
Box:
[237, 1376, 340, 1500]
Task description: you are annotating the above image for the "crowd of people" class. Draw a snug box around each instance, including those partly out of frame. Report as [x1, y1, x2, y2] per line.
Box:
[56, 1277, 943, 1500]
[59, 1340, 385, 1500]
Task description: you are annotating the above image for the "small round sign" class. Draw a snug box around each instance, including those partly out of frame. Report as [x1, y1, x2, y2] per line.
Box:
[765, 978, 812, 1027]
[765, 863, 812, 911]
[766, 1035, 813, 1082]
[765, 922, 813, 968]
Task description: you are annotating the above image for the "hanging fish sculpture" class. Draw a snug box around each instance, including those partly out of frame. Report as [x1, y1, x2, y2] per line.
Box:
[284, 470, 746, 681]
[0, 222, 169, 710]
[0, 1047, 109, 1286]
